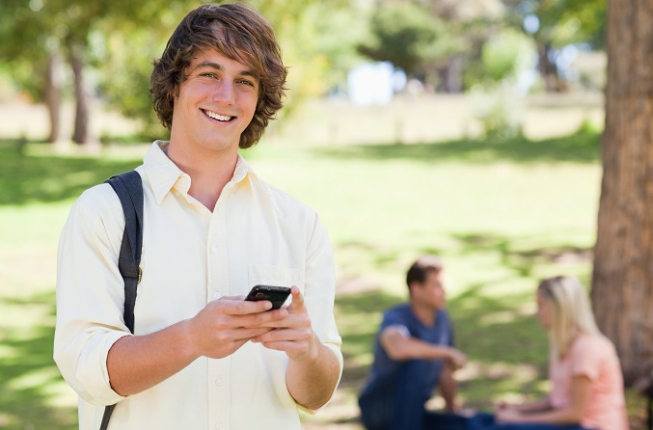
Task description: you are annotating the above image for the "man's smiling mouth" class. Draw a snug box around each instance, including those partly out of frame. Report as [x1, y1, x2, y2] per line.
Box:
[203, 109, 234, 122]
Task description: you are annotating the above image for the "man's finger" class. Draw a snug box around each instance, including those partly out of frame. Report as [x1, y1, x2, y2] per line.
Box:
[226, 327, 274, 342]
[218, 295, 246, 302]
[288, 286, 304, 311]
[229, 309, 288, 329]
[220, 298, 272, 315]
[253, 328, 309, 343]
[258, 340, 300, 352]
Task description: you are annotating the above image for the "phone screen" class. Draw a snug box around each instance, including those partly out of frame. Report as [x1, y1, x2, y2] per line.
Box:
[245, 285, 291, 310]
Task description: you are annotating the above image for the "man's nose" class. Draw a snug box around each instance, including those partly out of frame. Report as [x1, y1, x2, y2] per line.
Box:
[213, 80, 235, 104]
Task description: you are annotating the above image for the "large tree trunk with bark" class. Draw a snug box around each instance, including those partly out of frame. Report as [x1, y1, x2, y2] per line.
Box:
[44, 52, 64, 143]
[69, 46, 97, 146]
[591, 0, 653, 385]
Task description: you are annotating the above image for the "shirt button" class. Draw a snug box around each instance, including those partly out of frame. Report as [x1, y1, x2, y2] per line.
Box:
[213, 292, 222, 300]
[215, 422, 222, 430]
[211, 246, 218, 253]
[215, 378, 223, 386]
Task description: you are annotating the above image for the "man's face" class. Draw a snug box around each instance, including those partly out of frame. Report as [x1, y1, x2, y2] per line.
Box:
[170, 48, 259, 156]
[412, 271, 448, 310]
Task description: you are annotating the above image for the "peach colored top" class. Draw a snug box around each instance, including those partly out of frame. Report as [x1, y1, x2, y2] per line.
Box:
[549, 333, 629, 430]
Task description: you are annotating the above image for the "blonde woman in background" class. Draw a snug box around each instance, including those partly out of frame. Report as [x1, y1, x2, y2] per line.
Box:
[471, 276, 629, 430]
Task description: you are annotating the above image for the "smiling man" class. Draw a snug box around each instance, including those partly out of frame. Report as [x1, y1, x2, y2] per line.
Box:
[358, 255, 468, 430]
[54, 4, 342, 430]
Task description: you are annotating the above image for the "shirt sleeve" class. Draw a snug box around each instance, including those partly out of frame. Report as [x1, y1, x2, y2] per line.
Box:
[379, 310, 410, 337]
[570, 335, 603, 381]
[381, 324, 411, 338]
[53, 185, 131, 406]
[300, 213, 343, 410]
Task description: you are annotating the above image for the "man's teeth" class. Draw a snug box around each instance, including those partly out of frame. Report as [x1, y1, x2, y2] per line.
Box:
[205, 110, 232, 121]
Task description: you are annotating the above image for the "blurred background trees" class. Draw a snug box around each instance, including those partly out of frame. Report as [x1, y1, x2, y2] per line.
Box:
[0, 0, 362, 144]
[0, 0, 607, 145]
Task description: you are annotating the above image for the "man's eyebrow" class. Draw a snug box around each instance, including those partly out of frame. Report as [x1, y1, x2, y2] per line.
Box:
[190, 61, 258, 79]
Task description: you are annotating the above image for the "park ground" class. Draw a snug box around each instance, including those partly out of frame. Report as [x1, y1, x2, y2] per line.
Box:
[0, 93, 648, 429]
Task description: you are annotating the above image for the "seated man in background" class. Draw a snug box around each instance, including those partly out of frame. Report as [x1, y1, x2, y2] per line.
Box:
[358, 255, 469, 430]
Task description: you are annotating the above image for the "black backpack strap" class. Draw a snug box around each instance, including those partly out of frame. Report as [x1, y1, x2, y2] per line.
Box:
[106, 170, 144, 333]
[100, 170, 144, 430]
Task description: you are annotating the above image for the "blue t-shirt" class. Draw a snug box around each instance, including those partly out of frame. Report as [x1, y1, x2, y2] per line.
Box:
[363, 304, 455, 402]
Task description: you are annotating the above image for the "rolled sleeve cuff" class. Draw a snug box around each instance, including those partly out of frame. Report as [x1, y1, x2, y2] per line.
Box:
[75, 330, 131, 406]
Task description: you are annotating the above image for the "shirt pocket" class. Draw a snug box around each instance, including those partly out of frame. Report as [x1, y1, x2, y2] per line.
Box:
[247, 264, 303, 292]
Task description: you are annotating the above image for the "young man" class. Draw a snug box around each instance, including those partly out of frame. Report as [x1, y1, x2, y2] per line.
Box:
[358, 255, 468, 430]
[54, 4, 342, 430]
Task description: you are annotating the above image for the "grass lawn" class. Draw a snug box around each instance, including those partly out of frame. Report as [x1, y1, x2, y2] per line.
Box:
[0, 131, 647, 429]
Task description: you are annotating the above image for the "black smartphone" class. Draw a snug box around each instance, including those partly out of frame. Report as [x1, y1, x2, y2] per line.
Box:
[245, 285, 291, 310]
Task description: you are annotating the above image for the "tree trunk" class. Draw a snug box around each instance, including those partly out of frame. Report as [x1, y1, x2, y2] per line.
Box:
[537, 42, 563, 92]
[69, 46, 97, 146]
[438, 55, 463, 93]
[44, 52, 64, 143]
[591, 0, 653, 385]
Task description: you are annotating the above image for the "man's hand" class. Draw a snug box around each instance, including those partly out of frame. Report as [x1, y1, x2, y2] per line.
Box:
[251, 287, 318, 361]
[107, 296, 288, 396]
[495, 407, 523, 423]
[494, 401, 514, 412]
[183, 296, 288, 359]
[445, 347, 467, 370]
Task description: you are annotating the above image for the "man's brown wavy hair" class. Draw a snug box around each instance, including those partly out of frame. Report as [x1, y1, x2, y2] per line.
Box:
[150, 2, 287, 149]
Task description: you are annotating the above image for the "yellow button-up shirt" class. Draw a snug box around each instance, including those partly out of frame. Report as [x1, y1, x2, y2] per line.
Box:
[54, 141, 342, 430]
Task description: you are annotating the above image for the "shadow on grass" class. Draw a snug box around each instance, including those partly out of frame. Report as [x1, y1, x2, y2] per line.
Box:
[314, 132, 600, 165]
[449, 282, 548, 368]
[0, 291, 77, 430]
[0, 142, 142, 206]
[452, 232, 593, 279]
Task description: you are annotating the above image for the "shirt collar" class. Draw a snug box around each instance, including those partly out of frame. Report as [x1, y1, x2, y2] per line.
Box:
[142, 141, 256, 205]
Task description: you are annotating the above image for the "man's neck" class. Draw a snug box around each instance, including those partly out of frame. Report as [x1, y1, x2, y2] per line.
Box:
[409, 301, 438, 327]
[166, 141, 239, 211]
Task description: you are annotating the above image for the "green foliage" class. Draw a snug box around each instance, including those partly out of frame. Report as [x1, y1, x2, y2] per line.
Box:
[481, 28, 536, 83]
[564, 0, 606, 48]
[97, 27, 172, 140]
[0, 0, 193, 141]
[359, 2, 462, 76]
[465, 28, 535, 139]
[265, 1, 366, 104]
[0, 0, 54, 100]
[506, 0, 606, 49]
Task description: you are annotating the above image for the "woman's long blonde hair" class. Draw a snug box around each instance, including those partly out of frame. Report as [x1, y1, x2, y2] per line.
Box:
[538, 276, 604, 358]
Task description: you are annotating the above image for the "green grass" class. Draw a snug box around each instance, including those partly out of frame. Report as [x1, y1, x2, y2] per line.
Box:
[0, 131, 645, 429]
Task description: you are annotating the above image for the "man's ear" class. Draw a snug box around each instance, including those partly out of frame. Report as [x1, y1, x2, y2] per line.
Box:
[408, 281, 421, 296]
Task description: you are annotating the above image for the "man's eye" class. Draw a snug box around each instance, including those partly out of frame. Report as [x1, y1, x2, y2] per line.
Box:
[200, 73, 218, 79]
[238, 79, 253, 86]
